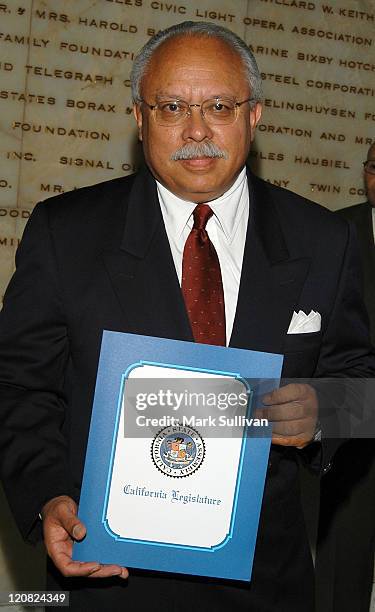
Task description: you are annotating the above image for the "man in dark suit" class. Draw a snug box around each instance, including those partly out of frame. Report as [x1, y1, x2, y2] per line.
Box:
[0, 21, 374, 612]
[316, 142, 375, 612]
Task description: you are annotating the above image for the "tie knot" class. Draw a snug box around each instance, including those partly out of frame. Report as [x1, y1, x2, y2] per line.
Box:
[192, 204, 214, 231]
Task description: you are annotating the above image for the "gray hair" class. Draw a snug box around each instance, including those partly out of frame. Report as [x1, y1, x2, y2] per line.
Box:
[130, 21, 262, 104]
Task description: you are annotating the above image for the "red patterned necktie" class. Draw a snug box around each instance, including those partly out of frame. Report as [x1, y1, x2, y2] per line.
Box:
[181, 204, 226, 346]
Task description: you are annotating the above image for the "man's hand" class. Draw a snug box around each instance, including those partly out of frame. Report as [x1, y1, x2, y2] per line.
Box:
[41, 495, 129, 579]
[256, 383, 318, 448]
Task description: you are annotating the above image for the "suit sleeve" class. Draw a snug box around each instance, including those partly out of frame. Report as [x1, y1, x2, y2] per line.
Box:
[0, 202, 73, 543]
[307, 220, 375, 471]
[316, 220, 374, 377]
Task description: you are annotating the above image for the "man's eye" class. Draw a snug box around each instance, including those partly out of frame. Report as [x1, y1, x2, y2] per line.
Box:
[161, 102, 182, 113]
[210, 101, 232, 113]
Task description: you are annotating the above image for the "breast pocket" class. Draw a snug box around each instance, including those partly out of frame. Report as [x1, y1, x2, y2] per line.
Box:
[282, 331, 322, 377]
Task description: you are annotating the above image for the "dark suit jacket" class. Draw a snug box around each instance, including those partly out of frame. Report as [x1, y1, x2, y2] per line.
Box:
[0, 167, 374, 611]
[337, 202, 375, 344]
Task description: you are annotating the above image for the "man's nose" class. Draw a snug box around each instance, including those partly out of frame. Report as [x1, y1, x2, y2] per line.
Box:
[181, 107, 214, 142]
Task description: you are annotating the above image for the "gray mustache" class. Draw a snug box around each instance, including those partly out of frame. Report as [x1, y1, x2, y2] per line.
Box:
[171, 141, 228, 161]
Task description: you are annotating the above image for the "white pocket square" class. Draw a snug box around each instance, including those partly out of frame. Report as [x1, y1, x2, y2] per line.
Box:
[287, 310, 321, 334]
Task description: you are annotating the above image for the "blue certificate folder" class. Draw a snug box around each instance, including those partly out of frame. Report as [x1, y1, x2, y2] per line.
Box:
[73, 331, 283, 581]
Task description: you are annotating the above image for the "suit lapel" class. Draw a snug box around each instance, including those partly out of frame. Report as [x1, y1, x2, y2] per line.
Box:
[102, 167, 193, 342]
[103, 166, 310, 352]
[352, 204, 375, 341]
[357, 204, 375, 269]
[230, 172, 310, 353]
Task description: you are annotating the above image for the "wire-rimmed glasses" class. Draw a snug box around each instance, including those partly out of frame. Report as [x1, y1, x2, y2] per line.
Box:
[140, 97, 255, 126]
[363, 160, 375, 175]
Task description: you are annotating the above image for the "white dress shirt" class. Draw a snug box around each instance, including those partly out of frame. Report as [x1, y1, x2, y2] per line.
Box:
[157, 167, 249, 344]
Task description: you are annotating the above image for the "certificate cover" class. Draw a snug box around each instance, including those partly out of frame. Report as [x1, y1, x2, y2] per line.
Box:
[73, 331, 283, 581]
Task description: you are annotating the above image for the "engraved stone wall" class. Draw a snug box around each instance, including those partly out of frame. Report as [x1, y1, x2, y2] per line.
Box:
[0, 0, 374, 602]
[0, 0, 374, 300]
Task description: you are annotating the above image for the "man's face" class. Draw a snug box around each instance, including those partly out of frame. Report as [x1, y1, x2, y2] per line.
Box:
[133, 35, 262, 202]
[365, 144, 375, 207]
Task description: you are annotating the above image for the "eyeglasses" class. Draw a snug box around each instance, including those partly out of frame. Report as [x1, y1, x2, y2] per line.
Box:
[140, 97, 255, 126]
[363, 160, 375, 175]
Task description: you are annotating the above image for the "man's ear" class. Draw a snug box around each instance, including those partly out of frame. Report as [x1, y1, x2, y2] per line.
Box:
[133, 104, 143, 141]
[249, 102, 262, 141]
[250, 102, 262, 129]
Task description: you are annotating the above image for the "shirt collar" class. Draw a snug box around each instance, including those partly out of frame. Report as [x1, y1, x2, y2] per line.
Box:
[156, 167, 247, 242]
